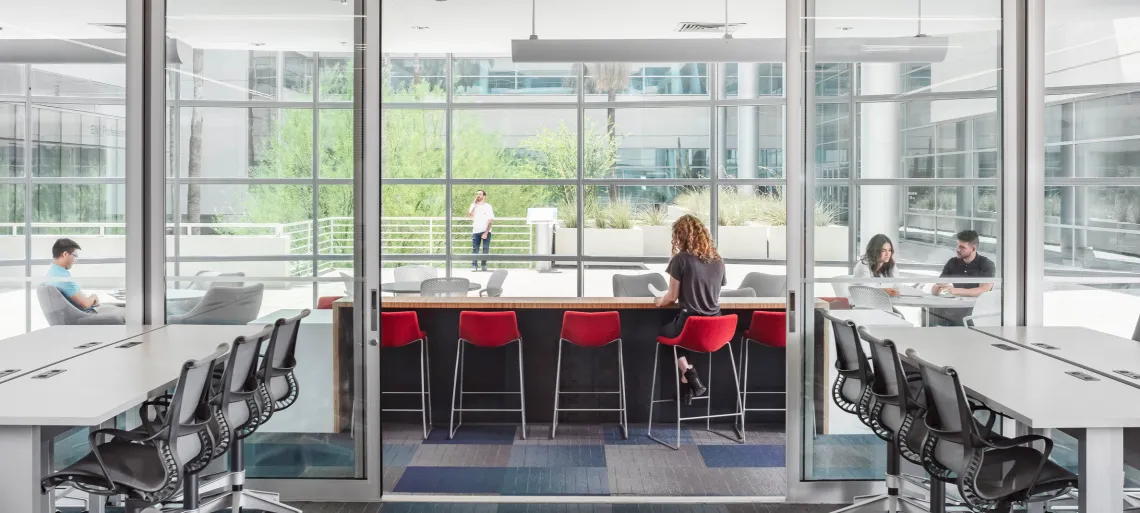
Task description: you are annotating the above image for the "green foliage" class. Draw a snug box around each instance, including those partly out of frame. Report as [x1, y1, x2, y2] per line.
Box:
[598, 200, 634, 229]
[677, 189, 837, 227]
[636, 205, 668, 226]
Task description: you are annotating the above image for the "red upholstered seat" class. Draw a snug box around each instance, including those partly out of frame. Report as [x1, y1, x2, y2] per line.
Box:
[656, 314, 739, 353]
[743, 311, 787, 348]
[459, 311, 522, 348]
[819, 296, 852, 310]
[316, 296, 339, 309]
[560, 311, 621, 348]
[380, 311, 427, 348]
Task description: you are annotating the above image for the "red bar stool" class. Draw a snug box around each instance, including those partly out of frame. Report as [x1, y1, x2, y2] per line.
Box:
[647, 314, 743, 450]
[380, 311, 432, 439]
[736, 311, 787, 436]
[450, 310, 527, 440]
[551, 311, 628, 440]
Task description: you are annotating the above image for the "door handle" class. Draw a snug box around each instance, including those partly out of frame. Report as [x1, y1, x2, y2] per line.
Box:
[370, 288, 379, 331]
[788, 290, 796, 333]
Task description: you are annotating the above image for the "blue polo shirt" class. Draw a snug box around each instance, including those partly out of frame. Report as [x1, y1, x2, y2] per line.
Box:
[47, 263, 83, 308]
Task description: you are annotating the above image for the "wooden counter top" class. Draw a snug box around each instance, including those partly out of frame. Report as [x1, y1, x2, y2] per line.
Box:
[370, 296, 826, 310]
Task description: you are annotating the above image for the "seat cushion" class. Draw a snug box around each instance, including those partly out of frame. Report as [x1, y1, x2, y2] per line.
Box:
[53, 441, 169, 493]
[973, 446, 1077, 499]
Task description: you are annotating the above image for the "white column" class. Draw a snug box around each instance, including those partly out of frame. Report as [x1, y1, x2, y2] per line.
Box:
[737, 63, 758, 182]
[858, 63, 901, 250]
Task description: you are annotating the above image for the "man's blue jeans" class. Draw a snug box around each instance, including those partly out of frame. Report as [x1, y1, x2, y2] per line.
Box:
[472, 232, 491, 268]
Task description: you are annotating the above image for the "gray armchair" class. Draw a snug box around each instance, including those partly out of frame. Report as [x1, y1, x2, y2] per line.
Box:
[168, 284, 264, 325]
[612, 273, 668, 297]
[480, 270, 507, 297]
[738, 272, 786, 297]
[720, 287, 756, 297]
[37, 284, 124, 326]
[188, 271, 246, 290]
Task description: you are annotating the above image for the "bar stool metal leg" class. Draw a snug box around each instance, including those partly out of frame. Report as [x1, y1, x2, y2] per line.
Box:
[705, 350, 713, 431]
[518, 340, 527, 440]
[551, 338, 564, 439]
[673, 346, 683, 449]
[419, 338, 429, 440]
[647, 343, 661, 443]
[425, 336, 433, 431]
[617, 339, 628, 439]
[449, 340, 463, 439]
[737, 335, 750, 437]
[727, 343, 745, 443]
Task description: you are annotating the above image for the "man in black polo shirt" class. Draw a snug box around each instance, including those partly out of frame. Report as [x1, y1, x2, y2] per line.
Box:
[929, 230, 996, 326]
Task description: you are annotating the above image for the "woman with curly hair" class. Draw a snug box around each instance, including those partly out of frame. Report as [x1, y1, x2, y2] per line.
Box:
[654, 214, 726, 403]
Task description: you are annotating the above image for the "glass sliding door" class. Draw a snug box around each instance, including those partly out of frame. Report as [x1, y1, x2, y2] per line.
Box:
[164, 0, 377, 499]
[790, 0, 1004, 495]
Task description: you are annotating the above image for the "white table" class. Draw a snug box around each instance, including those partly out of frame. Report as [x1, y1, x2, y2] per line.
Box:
[975, 326, 1140, 388]
[871, 326, 1140, 513]
[0, 325, 160, 384]
[826, 308, 914, 328]
[891, 293, 976, 326]
[0, 324, 265, 513]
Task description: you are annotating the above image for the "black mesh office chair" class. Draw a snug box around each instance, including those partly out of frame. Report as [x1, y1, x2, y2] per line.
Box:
[860, 327, 984, 512]
[187, 310, 309, 513]
[822, 311, 887, 438]
[910, 349, 1077, 513]
[140, 326, 275, 513]
[40, 345, 229, 513]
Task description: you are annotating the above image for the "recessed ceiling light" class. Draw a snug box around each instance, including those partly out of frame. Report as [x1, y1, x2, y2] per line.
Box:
[251, 42, 266, 47]
[411, 25, 429, 30]
[837, 26, 853, 31]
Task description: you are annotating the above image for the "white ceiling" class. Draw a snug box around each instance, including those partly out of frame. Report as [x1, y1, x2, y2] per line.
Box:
[0, 0, 1138, 54]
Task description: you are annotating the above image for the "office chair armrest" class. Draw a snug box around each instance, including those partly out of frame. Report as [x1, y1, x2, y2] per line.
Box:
[137, 395, 173, 434]
[479, 289, 489, 296]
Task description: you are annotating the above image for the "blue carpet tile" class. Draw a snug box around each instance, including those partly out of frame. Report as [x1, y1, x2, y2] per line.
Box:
[508, 445, 608, 467]
[425, 424, 521, 444]
[501, 467, 610, 495]
[394, 467, 511, 494]
[698, 445, 785, 468]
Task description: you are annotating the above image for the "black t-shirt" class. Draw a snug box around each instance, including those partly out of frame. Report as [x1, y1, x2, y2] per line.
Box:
[665, 251, 727, 316]
[939, 254, 996, 288]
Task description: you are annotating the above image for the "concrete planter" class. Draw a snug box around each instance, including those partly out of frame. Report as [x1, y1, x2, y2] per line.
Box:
[555, 227, 645, 266]
[718, 225, 770, 259]
[767, 226, 787, 259]
[814, 226, 849, 261]
[760, 225, 849, 261]
[640, 225, 673, 257]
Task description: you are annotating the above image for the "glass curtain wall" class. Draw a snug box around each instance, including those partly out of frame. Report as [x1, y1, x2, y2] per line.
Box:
[0, 64, 127, 339]
[164, 1, 364, 480]
[799, 3, 1004, 481]
[1039, 1, 1140, 340]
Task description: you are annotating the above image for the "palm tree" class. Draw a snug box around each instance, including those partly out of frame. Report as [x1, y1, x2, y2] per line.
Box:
[186, 48, 204, 235]
[586, 63, 632, 202]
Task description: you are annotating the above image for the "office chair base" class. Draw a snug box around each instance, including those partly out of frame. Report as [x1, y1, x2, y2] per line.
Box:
[172, 488, 301, 513]
[828, 494, 928, 513]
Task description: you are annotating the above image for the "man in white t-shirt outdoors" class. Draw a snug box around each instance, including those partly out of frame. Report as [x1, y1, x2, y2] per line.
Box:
[468, 189, 495, 271]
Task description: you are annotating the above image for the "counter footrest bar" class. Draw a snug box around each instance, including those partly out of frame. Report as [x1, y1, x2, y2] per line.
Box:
[383, 408, 428, 412]
[679, 412, 742, 421]
[461, 391, 522, 395]
[452, 408, 523, 412]
[554, 408, 624, 412]
[556, 391, 622, 395]
[651, 396, 710, 404]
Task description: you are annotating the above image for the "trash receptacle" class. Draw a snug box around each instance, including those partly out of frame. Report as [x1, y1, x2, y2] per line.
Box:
[527, 208, 557, 272]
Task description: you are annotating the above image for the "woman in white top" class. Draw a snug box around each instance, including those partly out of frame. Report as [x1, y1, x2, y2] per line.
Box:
[853, 233, 899, 288]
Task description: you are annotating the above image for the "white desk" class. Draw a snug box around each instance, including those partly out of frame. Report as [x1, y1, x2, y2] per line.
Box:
[891, 293, 975, 326]
[826, 308, 914, 328]
[871, 326, 1140, 513]
[0, 324, 264, 513]
[975, 326, 1140, 388]
[0, 325, 160, 384]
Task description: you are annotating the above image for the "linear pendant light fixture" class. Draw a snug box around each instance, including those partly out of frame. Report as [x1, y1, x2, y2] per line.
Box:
[512, 0, 952, 63]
